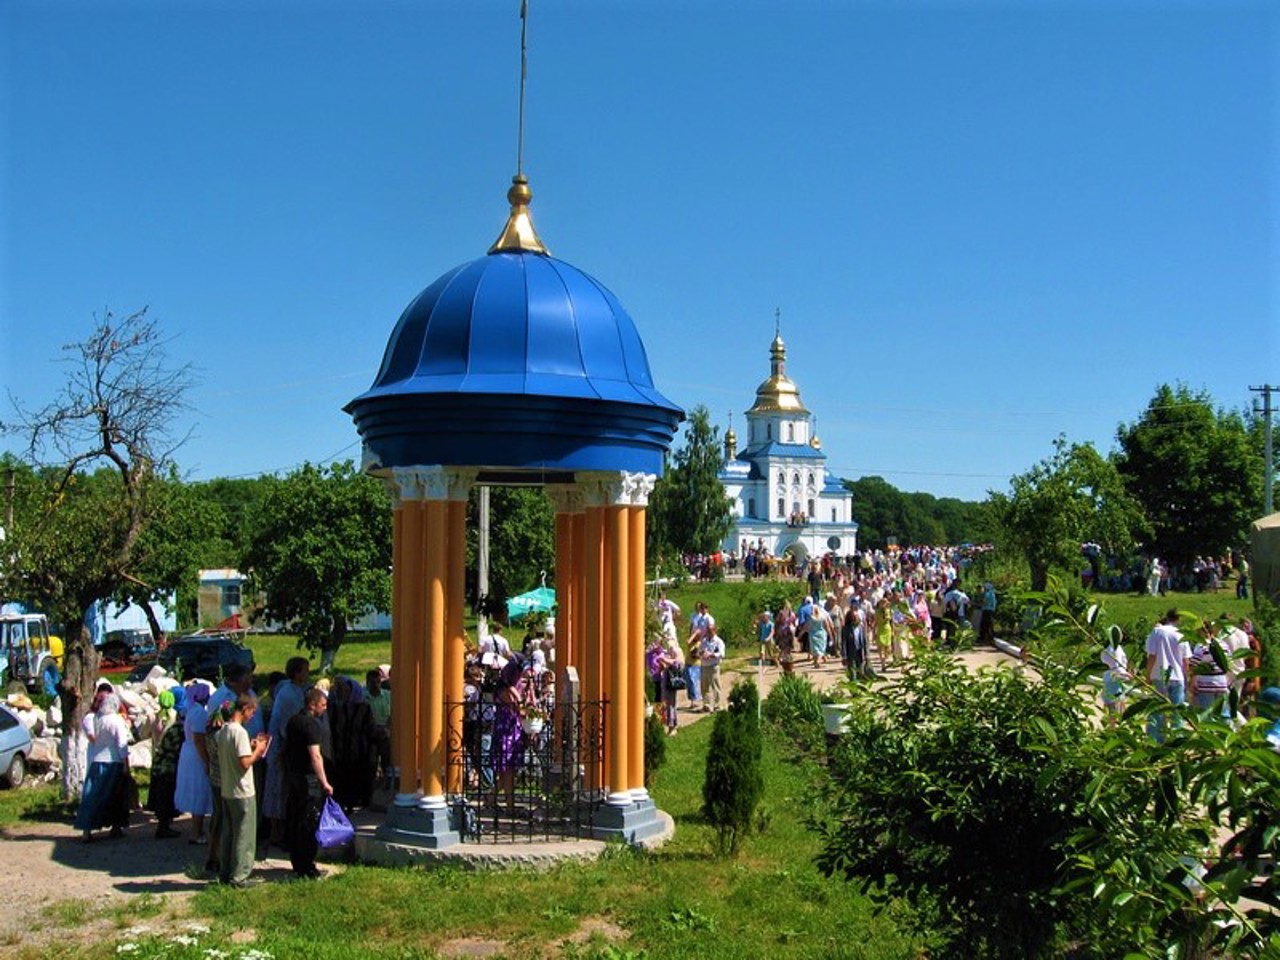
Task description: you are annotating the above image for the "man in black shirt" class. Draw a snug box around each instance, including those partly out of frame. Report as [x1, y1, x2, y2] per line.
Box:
[284, 687, 333, 878]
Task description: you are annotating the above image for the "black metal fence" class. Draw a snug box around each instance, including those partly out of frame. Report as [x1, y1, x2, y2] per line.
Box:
[444, 698, 607, 843]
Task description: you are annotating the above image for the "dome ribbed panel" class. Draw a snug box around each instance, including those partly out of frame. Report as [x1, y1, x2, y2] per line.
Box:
[346, 250, 684, 474]
[416, 258, 486, 378]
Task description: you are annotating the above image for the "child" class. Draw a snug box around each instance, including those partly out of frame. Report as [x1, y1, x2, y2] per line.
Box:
[1101, 624, 1130, 726]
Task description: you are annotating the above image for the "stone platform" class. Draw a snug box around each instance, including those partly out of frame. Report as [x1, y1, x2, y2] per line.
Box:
[353, 807, 674, 871]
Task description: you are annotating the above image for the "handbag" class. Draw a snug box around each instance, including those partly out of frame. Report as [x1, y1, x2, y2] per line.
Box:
[664, 666, 687, 691]
[315, 796, 355, 849]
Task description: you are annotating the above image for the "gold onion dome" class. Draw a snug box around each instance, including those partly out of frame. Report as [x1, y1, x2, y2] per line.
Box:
[748, 331, 809, 415]
[810, 434, 821, 449]
[489, 175, 549, 255]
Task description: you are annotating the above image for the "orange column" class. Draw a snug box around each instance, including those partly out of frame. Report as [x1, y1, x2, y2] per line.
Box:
[607, 503, 630, 805]
[445, 496, 467, 795]
[628, 502, 646, 797]
[396, 497, 424, 799]
[583, 503, 604, 792]
[421, 499, 447, 804]
[571, 511, 586, 683]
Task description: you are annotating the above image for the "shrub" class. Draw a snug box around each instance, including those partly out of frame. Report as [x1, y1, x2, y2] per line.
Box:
[643, 710, 666, 787]
[761, 672, 824, 754]
[702, 679, 764, 856]
[818, 650, 1099, 959]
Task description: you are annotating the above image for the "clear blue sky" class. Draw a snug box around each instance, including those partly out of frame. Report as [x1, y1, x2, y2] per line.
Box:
[2, 0, 1276, 502]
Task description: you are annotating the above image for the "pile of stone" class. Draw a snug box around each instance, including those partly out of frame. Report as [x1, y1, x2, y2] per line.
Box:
[5, 666, 186, 778]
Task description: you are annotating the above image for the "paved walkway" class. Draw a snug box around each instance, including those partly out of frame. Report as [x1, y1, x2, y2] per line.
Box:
[668, 644, 1018, 729]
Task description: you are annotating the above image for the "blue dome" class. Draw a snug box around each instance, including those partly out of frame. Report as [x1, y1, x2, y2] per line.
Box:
[346, 250, 684, 476]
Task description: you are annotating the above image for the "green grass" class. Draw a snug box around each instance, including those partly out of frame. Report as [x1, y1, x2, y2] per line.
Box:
[1088, 589, 1254, 629]
[0, 781, 72, 828]
[47, 720, 918, 960]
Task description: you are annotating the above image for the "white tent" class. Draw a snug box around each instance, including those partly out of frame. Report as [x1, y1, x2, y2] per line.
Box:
[1250, 512, 1280, 606]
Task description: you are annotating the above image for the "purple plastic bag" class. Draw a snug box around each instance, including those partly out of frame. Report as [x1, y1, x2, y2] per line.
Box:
[315, 796, 355, 848]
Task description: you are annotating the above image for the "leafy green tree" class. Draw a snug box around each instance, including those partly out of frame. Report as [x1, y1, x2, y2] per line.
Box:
[1, 307, 193, 796]
[991, 436, 1147, 591]
[243, 461, 391, 671]
[111, 471, 223, 637]
[649, 405, 733, 563]
[193, 476, 273, 568]
[845, 476, 986, 549]
[1115, 384, 1264, 565]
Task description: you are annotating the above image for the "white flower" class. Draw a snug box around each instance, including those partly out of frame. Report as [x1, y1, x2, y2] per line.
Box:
[185, 923, 212, 935]
[204, 950, 230, 959]
[171, 934, 200, 947]
[239, 951, 274, 960]
[116, 945, 140, 955]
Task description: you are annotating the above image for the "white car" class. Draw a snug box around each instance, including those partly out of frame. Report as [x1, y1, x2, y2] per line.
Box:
[0, 702, 34, 787]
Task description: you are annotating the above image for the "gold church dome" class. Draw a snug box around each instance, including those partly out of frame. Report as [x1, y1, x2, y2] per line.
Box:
[747, 331, 809, 415]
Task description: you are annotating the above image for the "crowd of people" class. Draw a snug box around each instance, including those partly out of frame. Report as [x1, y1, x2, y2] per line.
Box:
[1102, 609, 1266, 742]
[75, 660, 394, 886]
[647, 546, 995, 734]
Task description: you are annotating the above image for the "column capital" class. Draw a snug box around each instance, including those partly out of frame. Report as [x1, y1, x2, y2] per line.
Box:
[629, 473, 657, 507]
[387, 466, 477, 503]
[545, 484, 586, 514]
[578, 471, 655, 508]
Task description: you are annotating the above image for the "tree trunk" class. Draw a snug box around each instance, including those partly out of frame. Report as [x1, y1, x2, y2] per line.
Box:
[1029, 563, 1049, 593]
[140, 601, 164, 646]
[59, 620, 100, 800]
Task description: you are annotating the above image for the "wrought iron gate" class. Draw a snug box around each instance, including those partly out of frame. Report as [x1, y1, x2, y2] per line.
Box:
[444, 698, 607, 842]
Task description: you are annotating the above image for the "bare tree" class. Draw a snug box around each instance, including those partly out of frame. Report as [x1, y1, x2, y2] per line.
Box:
[3, 307, 193, 796]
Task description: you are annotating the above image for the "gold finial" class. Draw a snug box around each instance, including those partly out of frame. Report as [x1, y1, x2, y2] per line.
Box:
[489, 174, 549, 255]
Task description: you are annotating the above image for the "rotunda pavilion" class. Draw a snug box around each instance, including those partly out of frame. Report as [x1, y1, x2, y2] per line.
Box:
[345, 176, 683, 850]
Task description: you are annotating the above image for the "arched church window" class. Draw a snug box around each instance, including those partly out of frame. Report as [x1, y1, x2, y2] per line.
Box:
[766, 423, 772, 440]
[787, 423, 794, 442]
[748, 498, 756, 517]
[792, 472, 800, 486]
[808, 472, 815, 487]
[776, 497, 785, 518]
[777, 471, 785, 489]
[808, 498, 815, 518]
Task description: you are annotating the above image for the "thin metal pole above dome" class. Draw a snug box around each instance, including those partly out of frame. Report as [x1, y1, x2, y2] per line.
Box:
[490, 1, 549, 256]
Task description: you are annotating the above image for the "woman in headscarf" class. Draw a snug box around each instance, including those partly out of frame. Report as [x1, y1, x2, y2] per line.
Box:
[74, 692, 131, 842]
[492, 658, 535, 812]
[174, 680, 215, 845]
[146, 687, 185, 839]
[328, 676, 375, 811]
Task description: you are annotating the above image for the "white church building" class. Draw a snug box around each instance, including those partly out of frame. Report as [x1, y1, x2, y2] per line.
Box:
[719, 330, 858, 565]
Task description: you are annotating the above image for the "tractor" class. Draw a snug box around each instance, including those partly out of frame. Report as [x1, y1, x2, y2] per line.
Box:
[0, 613, 63, 697]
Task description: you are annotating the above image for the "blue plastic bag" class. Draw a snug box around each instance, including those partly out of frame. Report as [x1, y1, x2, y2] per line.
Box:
[315, 796, 354, 849]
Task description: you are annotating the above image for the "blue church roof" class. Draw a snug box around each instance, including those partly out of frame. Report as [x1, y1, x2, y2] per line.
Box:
[346, 249, 684, 476]
[738, 441, 828, 461]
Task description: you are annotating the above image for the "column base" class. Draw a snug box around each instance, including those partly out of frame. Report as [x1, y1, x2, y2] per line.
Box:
[375, 800, 461, 850]
[588, 796, 668, 846]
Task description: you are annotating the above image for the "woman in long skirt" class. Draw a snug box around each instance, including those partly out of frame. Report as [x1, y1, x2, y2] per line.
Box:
[75, 693, 131, 842]
[174, 680, 214, 844]
[146, 687, 185, 838]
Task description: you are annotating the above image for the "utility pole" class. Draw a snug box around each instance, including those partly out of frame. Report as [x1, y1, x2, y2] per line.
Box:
[1251, 385, 1277, 515]
[477, 484, 491, 640]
